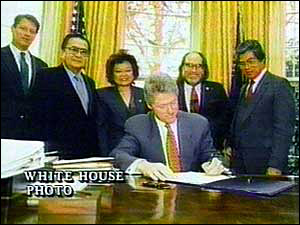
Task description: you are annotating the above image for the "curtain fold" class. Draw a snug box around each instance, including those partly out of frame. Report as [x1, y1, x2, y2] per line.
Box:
[39, 1, 74, 67]
[240, 1, 285, 76]
[40, 1, 286, 89]
[84, 1, 126, 88]
[192, 1, 238, 92]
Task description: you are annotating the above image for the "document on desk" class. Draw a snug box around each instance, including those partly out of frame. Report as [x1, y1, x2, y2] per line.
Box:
[167, 172, 296, 197]
[167, 172, 232, 185]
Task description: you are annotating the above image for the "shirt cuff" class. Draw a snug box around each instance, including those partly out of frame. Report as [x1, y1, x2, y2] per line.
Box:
[125, 158, 147, 175]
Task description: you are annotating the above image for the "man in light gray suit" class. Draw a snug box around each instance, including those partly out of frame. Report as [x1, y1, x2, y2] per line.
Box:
[230, 40, 296, 175]
[110, 75, 226, 181]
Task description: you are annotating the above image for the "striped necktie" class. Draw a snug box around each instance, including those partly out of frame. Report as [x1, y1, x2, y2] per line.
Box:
[20, 52, 29, 93]
[190, 86, 200, 113]
[165, 123, 181, 172]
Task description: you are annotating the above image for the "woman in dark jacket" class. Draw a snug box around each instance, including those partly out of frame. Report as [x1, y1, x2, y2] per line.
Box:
[96, 51, 149, 156]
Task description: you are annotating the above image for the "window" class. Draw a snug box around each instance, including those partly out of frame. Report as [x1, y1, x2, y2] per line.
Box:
[285, 1, 299, 81]
[124, 1, 192, 80]
[1, 1, 43, 56]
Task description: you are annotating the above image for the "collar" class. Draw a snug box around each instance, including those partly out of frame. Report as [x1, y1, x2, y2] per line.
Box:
[9, 43, 31, 61]
[63, 64, 83, 80]
[184, 81, 202, 92]
[10, 43, 29, 55]
[184, 81, 202, 88]
[253, 68, 267, 84]
[154, 115, 178, 129]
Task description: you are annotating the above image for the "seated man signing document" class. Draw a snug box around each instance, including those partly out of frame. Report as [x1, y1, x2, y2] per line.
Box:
[110, 75, 226, 181]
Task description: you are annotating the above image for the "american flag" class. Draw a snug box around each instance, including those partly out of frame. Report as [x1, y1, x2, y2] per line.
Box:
[71, 1, 86, 36]
[228, 7, 245, 112]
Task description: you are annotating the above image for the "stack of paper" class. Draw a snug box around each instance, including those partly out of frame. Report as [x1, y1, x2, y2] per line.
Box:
[1, 139, 45, 179]
[51, 157, 114, 171]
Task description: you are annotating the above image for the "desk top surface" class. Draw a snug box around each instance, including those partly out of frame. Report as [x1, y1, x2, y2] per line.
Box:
[1, 175, 299, 224]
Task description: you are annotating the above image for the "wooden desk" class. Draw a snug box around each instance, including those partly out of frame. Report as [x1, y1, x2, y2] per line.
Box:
[1, 176, 299, 224]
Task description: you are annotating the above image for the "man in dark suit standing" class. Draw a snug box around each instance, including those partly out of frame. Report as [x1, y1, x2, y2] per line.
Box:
[110, 75, 226, 181]
[32, 33, 99, 159]
[176, 51, 231, 152]
[231, 40, 296, 175]
[1, 14, 48, 140]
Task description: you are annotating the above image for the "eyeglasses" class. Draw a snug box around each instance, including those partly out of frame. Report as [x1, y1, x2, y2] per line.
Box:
[238, 59, 260, 68]
[184, 63, 203, 70]
[65, 47, 89, 57]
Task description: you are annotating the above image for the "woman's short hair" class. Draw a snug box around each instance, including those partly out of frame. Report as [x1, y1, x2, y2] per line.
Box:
[177, 51, 209, 84]
[144, 75, 178, 106]
[106, 52, 139, 85]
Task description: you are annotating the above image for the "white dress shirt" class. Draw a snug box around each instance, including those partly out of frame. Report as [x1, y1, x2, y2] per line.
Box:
[184, 82, 202, 112]
[9, 43, 32, 86]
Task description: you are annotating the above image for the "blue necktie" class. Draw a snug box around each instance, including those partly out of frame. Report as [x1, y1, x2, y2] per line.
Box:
[74, 76, 89, 114]
[20, 52, 29, 93]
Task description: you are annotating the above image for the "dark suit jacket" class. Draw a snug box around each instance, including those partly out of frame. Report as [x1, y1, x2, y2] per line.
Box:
[177, 80, 231, 150]
[1, 45, 48, 140]
[231, 72, 296, 174]
[96, 86, 148, 156]
[110, 111, 216, 172]
[32, 65, 99, 159]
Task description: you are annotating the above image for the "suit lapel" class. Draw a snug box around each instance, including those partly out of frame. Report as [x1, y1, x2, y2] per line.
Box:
[132, 87, 144, 112]
[3, 46, 24, 95]
[148, 112, 166, 164]
[81, 75, 93, 115]
[114, 86, 131, 120]
[178, 83, 188, 111]
[200, 82, 206, 113]
[231, 83, 247, 131]
[60, 66, 87, 116]
[177, 112, 192, 171]
[239, 74, 269, 124]
[29, 54, 36, 91]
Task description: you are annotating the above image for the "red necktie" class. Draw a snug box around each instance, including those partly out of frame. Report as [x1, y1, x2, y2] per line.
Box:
[165, 124, 181, 172]
[246, 80, 255, 103]
[190, 86, 200, 113]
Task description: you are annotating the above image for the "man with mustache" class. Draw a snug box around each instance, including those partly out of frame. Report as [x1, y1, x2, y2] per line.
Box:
[176, 52, 231, 154]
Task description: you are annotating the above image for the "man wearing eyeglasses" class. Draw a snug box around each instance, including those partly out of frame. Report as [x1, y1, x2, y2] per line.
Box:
[1, 14, 48, 140]
[176, 52, 231, 155]
[110, 75, 227, 181]
[230, 40, 296, 175]
[32, 33, 100, 159]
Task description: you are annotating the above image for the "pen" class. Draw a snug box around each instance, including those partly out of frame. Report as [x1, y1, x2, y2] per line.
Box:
[142, 181, 171, 189]
[45, 151, 58, 156]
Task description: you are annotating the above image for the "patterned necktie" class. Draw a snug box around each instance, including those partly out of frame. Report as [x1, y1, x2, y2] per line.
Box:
[246, 80, 255, 103]
[74, 76, 89, 114]
[190, 86, 200, 113]
[20, 52, 29, 93]
[165, 124, 181, 172]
